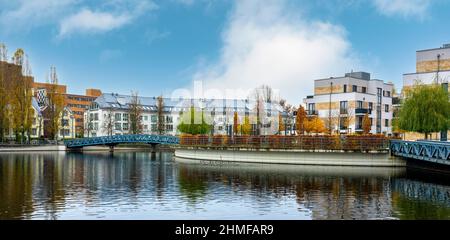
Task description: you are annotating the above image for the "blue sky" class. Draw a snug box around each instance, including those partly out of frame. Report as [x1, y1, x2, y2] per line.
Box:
[1, 0, 450, 103]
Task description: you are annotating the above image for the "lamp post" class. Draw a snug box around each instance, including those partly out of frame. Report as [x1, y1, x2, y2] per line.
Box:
[329, 82, 333, 135]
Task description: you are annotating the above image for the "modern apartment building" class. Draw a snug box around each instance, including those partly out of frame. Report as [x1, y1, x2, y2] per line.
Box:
[33, 82, 102, 136]
[403, 43, 450, 89]
[303, 72, 394, 135]
[85, 93, 282, 137]
[402, 44, 450, 140]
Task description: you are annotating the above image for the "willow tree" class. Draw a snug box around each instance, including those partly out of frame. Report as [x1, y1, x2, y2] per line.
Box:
[128, 91, 143, 134]
[45, 66, 65, 140]
[397, 83, 450, 139]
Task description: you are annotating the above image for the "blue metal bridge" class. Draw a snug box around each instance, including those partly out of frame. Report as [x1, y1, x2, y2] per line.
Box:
[64, 134, 179, 149]
[390, 140, 450, 166]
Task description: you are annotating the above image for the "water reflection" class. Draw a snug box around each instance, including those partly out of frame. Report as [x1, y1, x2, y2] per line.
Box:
[0, 152, 448, 219]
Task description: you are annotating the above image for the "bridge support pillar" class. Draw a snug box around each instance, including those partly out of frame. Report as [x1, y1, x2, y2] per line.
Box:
[150, 144, 157, 154]
[109, 145, 115, 153]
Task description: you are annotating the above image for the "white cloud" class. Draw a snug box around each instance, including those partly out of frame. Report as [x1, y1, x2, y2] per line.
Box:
[58, 9, 132, 38]
[190, 0, 360, 103]
[58, 1, 157, 38]
[373, 0, 431, 18]
[0, 0, 77, 31]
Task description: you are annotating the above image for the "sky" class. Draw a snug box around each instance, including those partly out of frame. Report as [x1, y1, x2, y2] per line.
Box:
[1, 0, 450, 104]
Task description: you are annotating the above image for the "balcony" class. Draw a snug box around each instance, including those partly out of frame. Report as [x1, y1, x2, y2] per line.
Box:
[306, 110, 318, 116]
[355, 108, 372, 115]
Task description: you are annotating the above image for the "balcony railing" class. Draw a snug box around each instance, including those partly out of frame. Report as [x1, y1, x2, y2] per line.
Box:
[355, 108, 372, 115]
[306, 110, 318, 115]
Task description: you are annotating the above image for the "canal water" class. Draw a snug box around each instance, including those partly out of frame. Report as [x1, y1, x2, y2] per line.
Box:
[0, 151, 449, 220]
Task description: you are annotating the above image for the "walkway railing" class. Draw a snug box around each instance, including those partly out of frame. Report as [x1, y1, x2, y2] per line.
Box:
[179, 135, 390, 152]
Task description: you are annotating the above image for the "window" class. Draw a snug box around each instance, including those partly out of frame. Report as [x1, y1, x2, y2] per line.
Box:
[151, 115, 157, 123]
[166, 116, 173, 123]
[115, 113, 121, 121]
[61, 119, 69, 126]
[377, 88, 382, 103]
[343, 85, 347, 93]
[32, 128, 37, 136]
[369, 102, 373, 110]
[385, 119, 389, 127]
[144, 125, 148, 130]
[144, 116, 148, 121]
[94, 123, 99, 130]
[151, 124, 157, 131]
[340, 117, 347, 130]
[385, 91, 391, 97]
[385, 104, 389, 112]
[357, 116, 363, 129]
[340, 101, 348, 114]
[356, 101, 363, 109]
[308, 103, 315, 115]
[362, 87, 367, 93]
[115, 123, 121, 130]
[166, 125, 173, 131]
[94, 113, 98, 121]
[352, 85, 357, 92]
[123, 123, 129, 131]
[123, 114, 129, 122]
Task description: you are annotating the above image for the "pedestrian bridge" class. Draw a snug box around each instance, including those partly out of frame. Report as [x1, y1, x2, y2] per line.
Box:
[390, 140, 450, 166]
[64, 134, 179, 149]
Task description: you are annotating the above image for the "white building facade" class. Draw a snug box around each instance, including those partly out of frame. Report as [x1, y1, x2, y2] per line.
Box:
[85, 93, 283, 137]
[304, 72, 394, 135]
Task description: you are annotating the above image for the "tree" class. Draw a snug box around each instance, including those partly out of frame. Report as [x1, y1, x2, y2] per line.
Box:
[296, 105, 307, 135]
[177, 106, 211, 135]
[128, 91, 143, 134]
[45, 66, 65, 140]
[323, 109, 340, 135]
[397, 83, 450, 139]
[239, 116, 252, 135]
[10, 49, 34, 143]
[0, 56, 8, 142]
[233, 111, 238, 136]
[341, 107, 355, 133]
[362, 113, 371, 134]
[278, 113, 285, 134]
[279, 99, 293, 135]
[305, 116, 326, 135]
[102, 108, 116, 136]
[84, 112, 93, 138]
[157, 95, 165, 135]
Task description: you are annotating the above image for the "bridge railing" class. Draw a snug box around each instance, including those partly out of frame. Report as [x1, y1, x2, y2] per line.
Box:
[64, 134, 179, 148]
[179, 135, 390, 151]
[390, 139, 450, 164]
